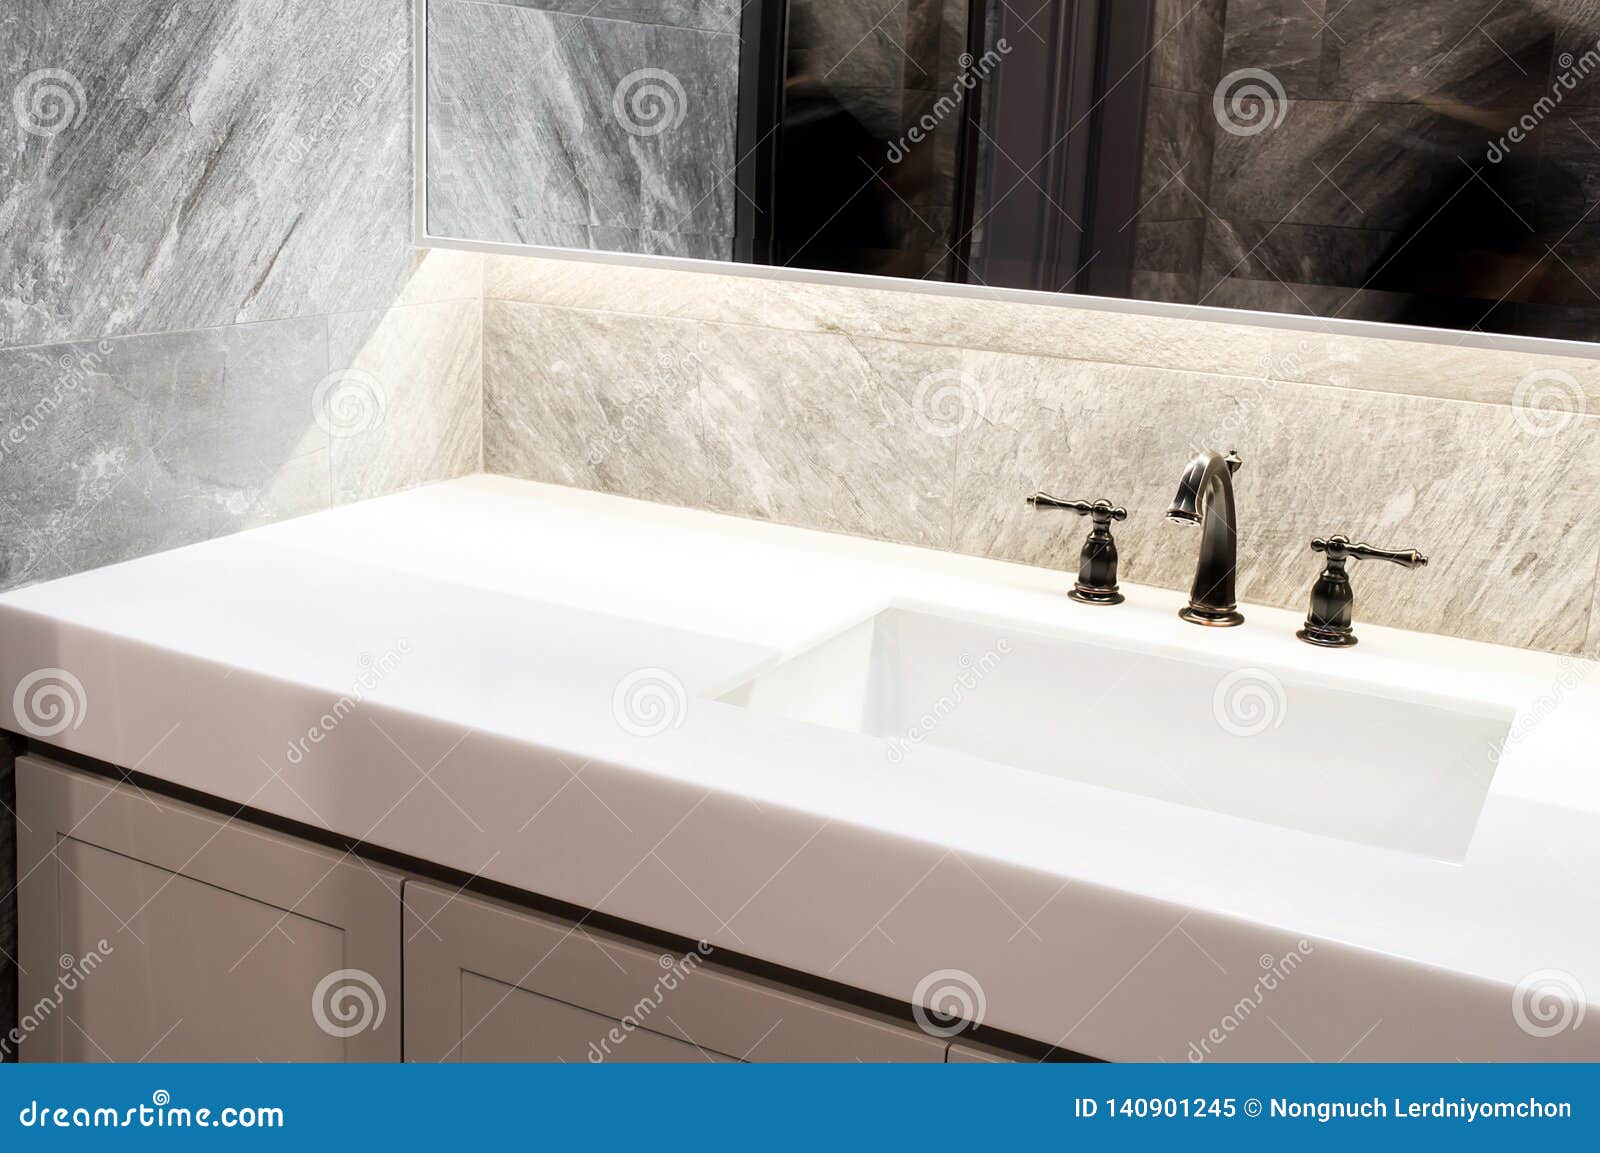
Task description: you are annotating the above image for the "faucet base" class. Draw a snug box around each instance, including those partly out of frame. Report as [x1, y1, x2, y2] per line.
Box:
[1297, 623, 1358, 648]
[1179, 605, 1245, 627]
[1069, 585, 1124, 606]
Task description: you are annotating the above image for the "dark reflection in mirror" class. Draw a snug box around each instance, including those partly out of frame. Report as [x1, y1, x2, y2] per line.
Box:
[425, 0, 1600, 341]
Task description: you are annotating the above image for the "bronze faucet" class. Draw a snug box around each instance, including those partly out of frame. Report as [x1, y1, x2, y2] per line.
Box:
[1166, 449, 1244, 627]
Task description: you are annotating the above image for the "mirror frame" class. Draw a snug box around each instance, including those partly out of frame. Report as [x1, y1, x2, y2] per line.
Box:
[410, 0, 1600, 361]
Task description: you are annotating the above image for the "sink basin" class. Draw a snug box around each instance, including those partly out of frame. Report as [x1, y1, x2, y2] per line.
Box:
[719, 607, 1514, 860]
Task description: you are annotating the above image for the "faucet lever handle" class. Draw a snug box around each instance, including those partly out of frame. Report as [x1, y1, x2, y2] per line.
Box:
[1027, 494, 1128, 525]
[1299, 535, 1429, 648]
[1311, 535, 1429, 570]
[1027, 494, 1127, 605]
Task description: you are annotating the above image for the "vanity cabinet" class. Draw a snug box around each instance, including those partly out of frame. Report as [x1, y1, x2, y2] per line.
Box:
[13, 755, 987, 1063]
[14, 756, 402, 1061]
[402, 881, 946, 1063]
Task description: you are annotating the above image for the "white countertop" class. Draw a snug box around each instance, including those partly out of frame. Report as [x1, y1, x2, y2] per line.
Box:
[3, 475, 1596, 1060]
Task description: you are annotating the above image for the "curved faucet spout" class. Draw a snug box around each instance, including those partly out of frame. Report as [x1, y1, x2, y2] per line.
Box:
[1167, 449, 1244, 626]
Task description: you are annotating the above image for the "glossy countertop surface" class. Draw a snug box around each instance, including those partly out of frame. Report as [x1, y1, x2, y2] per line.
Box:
[2, 475, 1596, 1059]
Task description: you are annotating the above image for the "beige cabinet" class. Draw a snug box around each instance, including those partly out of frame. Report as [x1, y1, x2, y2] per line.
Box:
[15, 756, 402, 1061]
[403, 880, 946, 1062]
[14, 756, 1016, 1063]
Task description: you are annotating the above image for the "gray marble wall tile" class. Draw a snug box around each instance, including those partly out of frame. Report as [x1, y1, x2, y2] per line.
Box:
[1200, 216, 1400, 291]
[328, 301, 484, 505]
[1136, 218, 1207, 277]
[1218, 0, 1329, 98]
[0, 319, 332, 589]
[1588, 544, 1600, 657]
[1269, 327, 1600, 408]
[485, 0, 743, 33]
[482, 302, 955, 547]
[481, 287, 1600, 653]
[1150, 0, 1228, 94]
[1321, 0, 1553, 107]
[1131, 269, 1199, 303]
[426, 0, 738, 248]
[1, 0, 417, 349]
[1137, 89, 1214, 222]
[1207, 101, 1527, 230]
[696, 327, 955, 548]
[949, 351, 1600, 652]
[483, 255, 1280, 375]
[485, 301, 714, 509]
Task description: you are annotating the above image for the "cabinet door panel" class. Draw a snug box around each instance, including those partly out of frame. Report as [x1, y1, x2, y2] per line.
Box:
[404, 880, 944, 1062]
[16, 756, 401, 1062]
[459, 973, 734, 1063]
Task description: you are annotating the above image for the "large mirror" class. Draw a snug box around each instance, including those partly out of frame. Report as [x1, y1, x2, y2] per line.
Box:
[421, 0, 1600, 342]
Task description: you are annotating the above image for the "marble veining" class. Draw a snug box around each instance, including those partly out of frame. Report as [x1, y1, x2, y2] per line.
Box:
[479, 253, 1600, 654]
[483, 255, 1280, 376]
[1, 0, 418, 349]
[485, 302, 714, 510]
[485, 0, 743, 34]
[328, 301, 484, 505]
[426, 0, 739, 249]
[0, 319, 332, 590]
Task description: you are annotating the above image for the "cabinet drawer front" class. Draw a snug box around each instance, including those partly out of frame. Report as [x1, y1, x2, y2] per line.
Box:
[403, 881, 945, 1062]
[15, 756, 402, 1062]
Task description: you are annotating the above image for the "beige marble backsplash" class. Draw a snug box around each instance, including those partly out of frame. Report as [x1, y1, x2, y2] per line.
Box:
[480, 254, 1600, 656]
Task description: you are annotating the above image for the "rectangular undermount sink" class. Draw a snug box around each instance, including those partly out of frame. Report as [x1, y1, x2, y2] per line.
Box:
[719, 607, 1515, 861]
